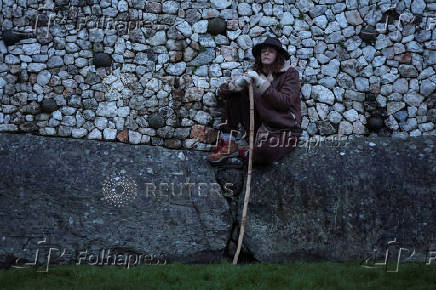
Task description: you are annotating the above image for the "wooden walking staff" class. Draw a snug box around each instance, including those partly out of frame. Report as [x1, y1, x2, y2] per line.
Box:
[233, 80, 255, 265]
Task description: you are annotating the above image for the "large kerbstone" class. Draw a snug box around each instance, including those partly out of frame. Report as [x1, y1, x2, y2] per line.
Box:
[1, 133, 435, 266]
[236, 136, 436, 262]
[0, 133, 232, 266]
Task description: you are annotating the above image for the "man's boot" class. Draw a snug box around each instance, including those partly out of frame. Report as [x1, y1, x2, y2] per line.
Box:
[238, 145, 250, 162]
[207, 137, 239, 164]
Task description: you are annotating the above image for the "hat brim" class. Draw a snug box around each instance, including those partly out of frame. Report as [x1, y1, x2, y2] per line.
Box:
[252, 43, 290, 60]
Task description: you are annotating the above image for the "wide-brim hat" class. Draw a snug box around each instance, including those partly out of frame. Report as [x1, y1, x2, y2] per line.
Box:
[252, 36, 290, 60]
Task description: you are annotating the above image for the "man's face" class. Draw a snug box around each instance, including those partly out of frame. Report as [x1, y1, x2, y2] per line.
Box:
[260, 46, 277, 65]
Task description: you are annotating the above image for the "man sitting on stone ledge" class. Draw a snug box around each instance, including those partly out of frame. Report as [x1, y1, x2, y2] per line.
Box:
[207, 37, 303, 166]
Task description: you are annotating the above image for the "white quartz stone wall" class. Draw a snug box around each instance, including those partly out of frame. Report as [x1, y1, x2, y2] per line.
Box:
[0, 0, 435, 150]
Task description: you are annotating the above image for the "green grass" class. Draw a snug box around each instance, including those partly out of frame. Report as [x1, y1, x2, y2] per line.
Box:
[1, 261, 435, 289]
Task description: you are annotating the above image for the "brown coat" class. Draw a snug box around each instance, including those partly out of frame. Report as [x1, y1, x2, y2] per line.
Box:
[218, 60, 302, 165]
[252, 60, 302, 134]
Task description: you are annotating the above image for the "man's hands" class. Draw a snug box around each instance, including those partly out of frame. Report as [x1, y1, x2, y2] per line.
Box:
[227, 70, 271, 93]
[234, 75, 251, 88]
[243, 70, 264, 87]
[228, 75, 251, 92]
[245, 70, 273, 97]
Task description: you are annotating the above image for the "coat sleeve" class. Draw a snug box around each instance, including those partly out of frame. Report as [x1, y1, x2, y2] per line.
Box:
[217, 82, 232, 99]
[259, 68, 301, 112]
[217, 81, 245, 98]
